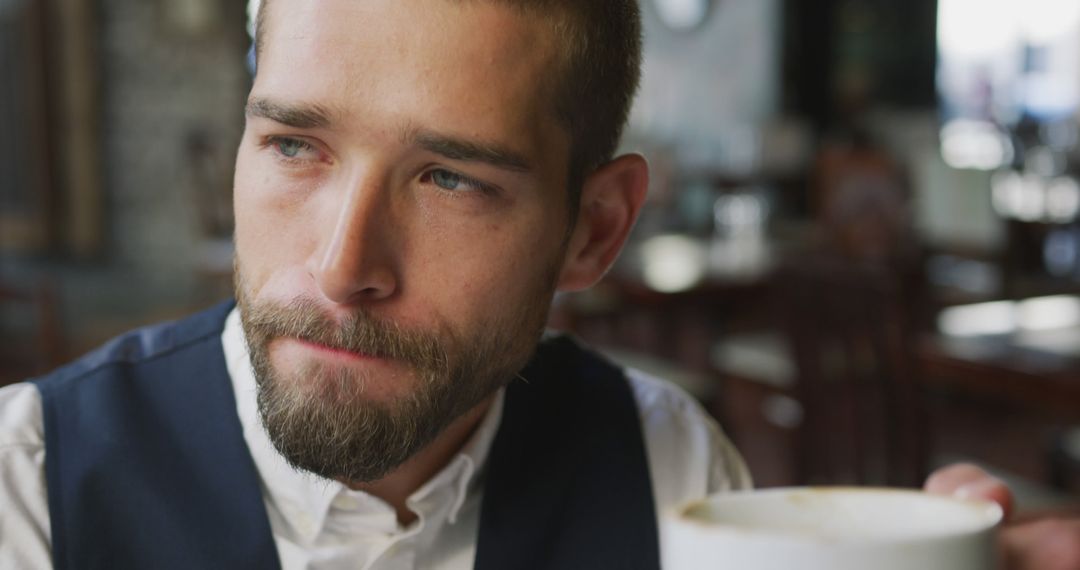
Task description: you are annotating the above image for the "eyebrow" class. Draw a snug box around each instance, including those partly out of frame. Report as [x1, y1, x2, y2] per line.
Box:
[410, 129, 533, 174]
[245, 98, 335, 129]
[246, 97, 533, 174]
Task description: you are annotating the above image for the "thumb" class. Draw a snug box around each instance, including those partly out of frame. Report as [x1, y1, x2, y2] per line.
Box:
[924, 463, 1014, 522]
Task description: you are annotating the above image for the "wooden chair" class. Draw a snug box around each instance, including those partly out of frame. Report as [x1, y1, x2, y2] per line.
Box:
[0, 281, 63, 387]
[774, 254, 927, 487]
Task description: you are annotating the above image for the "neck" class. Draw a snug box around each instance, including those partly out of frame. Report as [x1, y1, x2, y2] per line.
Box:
[341, 393, 497, 526]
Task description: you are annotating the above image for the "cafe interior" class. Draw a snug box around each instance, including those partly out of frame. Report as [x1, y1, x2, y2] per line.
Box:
[3, 0, 1080, 517]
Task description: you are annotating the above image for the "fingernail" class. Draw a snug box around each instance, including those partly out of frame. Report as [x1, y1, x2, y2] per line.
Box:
[954, 479, 1000, 500]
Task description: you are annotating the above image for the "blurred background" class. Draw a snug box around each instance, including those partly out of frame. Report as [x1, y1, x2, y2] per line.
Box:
[4, 0, 1080, 514]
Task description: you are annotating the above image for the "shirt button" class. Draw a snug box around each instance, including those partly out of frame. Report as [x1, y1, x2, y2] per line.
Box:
[294, 512, 314, 538]
[332, 495, 358, 510]
[383, 541, 413, 561]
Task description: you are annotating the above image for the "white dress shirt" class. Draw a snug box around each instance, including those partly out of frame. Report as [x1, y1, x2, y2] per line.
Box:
[0, 308, 751, 569]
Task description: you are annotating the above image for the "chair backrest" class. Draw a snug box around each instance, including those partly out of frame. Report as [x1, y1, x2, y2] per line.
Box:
[0, 281, 62, 387]
[773, 254, 925, 487]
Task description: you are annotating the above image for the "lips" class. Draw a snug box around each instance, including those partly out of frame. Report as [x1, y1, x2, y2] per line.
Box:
[293, 339, 379, 362]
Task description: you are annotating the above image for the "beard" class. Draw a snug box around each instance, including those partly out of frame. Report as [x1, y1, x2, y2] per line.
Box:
[235, 268, 555, 484]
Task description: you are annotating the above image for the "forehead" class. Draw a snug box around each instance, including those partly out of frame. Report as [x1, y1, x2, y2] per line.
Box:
[255, 0, 566, 162]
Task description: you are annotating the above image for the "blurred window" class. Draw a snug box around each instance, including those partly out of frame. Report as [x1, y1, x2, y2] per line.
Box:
[937, 0, 1080, 169]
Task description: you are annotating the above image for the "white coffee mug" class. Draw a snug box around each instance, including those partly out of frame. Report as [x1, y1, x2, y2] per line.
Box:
[663, 487, 1003, 570]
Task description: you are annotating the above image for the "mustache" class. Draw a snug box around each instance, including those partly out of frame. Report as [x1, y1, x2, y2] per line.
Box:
[240, 297, 449, 370]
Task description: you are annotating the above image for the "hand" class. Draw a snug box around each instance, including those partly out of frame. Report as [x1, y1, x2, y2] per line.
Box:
[925, 463, 1080, 570]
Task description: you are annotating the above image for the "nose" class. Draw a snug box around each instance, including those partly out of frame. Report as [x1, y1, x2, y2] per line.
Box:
[308, 172, 399, 305]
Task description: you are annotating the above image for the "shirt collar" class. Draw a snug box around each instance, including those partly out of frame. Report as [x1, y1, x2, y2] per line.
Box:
[221, 307, 504, 536]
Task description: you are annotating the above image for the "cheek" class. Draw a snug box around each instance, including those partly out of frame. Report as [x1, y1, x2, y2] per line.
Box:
[414, 212, 564, 315]
[233, 152, 320, 298]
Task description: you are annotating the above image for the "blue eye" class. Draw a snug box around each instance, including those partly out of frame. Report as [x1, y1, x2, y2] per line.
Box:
[265, 136, 320, 162]
[430, 169, 464, 191]
[423, 169, 497, 195]
[275, 138, 307, 158]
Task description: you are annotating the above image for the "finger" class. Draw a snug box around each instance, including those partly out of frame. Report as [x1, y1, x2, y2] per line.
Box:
[924, 463, 1014, 521]
[923, 463, 992, 494]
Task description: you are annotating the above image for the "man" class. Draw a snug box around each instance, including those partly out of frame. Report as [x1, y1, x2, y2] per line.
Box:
[0, 0, 1075, 568]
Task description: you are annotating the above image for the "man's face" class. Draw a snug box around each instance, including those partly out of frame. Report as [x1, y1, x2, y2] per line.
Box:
[233, 0, 574, 482]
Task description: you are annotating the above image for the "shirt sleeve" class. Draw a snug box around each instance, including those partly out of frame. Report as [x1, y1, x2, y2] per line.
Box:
[0, 382, 53, 569]
[625, 368, 753, 516]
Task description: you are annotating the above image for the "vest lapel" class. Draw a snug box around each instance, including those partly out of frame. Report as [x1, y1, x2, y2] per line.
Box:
[474, 336, 661, 570]
[37, 302, 281, 570]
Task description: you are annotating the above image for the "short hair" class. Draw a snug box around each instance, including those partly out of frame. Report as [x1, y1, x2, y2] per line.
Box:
[254, 0, 642, 217]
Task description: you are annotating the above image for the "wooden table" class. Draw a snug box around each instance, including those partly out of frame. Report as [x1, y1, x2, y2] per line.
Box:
[919, 295, 1080, 420]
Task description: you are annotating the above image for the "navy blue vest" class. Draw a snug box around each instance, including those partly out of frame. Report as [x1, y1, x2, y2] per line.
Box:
[34, 302, 659, 569]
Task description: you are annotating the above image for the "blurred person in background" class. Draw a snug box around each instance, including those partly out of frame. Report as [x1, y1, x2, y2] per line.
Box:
[0, 0, 1077, 568]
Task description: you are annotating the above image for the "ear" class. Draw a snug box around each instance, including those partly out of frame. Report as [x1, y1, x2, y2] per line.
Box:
[557, 153, 649, 292]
